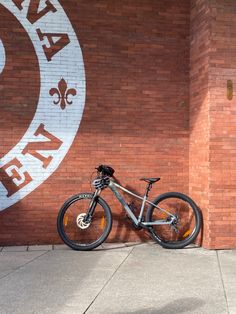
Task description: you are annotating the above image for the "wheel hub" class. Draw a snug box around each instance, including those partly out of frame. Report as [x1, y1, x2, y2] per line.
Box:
[76, 213, 91, 229]
[168, 215, 179, 233]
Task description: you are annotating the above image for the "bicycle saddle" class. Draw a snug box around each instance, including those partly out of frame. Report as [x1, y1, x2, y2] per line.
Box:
[140, 177, 160, 184]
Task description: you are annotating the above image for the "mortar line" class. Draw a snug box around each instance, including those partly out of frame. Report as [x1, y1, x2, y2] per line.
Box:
[83, 247, 134, 314]
[216, 251, 230, 314]
[0, 250, 50, 281]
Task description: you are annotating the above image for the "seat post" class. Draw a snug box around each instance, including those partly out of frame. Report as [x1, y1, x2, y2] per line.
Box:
[145, 183, 152, 198]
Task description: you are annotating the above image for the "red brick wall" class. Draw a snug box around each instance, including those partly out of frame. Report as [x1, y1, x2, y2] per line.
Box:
[0, 0, 190, 245]
[1, 0, 235, 249]
[208, 0, 236, 248]
[189, 0, 236, 249]
[189, 0, 211, 247]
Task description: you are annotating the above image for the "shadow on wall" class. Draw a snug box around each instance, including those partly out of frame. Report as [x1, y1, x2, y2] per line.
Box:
[108, 212, 151, 243]
[106, 182, 151, 242]
[0, 153, 33, 245]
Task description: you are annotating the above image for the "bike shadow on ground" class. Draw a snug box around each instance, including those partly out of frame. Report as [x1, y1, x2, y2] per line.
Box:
[116, 297, 205, 314]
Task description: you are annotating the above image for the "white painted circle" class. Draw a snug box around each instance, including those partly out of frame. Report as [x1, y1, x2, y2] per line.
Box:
[0, 1, 86, 211]
[0, 39, 5, 74]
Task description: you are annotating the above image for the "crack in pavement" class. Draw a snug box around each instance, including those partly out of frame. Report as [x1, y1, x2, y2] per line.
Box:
[216, 251, 230, 314]
[83, 247, 135, 314]
[0, 250, 50, 281]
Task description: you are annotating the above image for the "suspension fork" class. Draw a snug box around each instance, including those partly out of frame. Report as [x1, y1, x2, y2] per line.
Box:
[84, 189, 101, 222]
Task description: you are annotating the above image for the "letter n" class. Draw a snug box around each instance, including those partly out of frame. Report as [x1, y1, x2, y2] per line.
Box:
[27, 0, 57, 24]
[11, 0, 24, 10]
[22, 124, 63, 168]
[12, 0, 57, 23]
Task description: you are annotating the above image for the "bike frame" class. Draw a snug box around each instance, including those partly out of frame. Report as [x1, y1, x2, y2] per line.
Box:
[104, 179, 176, 228]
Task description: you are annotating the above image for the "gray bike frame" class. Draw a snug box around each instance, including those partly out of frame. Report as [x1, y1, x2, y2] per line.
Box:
[106, 179, 175, 228]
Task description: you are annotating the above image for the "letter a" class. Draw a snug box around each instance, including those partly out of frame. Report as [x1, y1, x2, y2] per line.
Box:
[37, 29, 70, 61]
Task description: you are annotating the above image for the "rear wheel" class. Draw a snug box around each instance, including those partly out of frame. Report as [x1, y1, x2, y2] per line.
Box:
[57, 193, 112, 251]
[146, 192, 202, 249]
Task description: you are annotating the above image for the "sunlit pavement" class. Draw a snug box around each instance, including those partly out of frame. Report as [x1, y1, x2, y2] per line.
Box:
[0, 243, 235, 314]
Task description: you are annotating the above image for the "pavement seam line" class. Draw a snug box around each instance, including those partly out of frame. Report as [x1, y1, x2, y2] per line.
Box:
[0, 250, 50, 281]
[83, 247, 135, 314]
[216, 251, 230, 314]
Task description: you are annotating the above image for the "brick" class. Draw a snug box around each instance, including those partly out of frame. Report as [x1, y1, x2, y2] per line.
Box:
[189, 0, 236, 249]
[0, 0, 235, 249]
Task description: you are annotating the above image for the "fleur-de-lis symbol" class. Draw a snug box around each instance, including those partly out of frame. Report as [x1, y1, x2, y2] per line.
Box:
[49, 78, 77, 110]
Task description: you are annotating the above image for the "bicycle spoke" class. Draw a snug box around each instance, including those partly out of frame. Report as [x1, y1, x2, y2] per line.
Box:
[146, 192, 201, 249]
[57, 193, 112, 250]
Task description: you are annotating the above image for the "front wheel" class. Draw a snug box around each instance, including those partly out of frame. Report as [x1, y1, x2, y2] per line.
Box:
[146, 192, 202, 249]
[57, 193, 112, 251]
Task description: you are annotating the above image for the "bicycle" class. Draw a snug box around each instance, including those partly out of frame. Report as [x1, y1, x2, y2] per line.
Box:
[57, 165, 202, 251]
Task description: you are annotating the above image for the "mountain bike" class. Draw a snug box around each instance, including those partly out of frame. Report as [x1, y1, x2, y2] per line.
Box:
[57, 165, 202, 251]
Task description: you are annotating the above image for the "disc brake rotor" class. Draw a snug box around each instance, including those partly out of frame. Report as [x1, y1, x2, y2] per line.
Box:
[76, 213, 91, 229]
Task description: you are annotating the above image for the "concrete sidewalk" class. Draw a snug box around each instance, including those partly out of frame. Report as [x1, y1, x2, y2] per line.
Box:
[0, 243, 235, 314]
